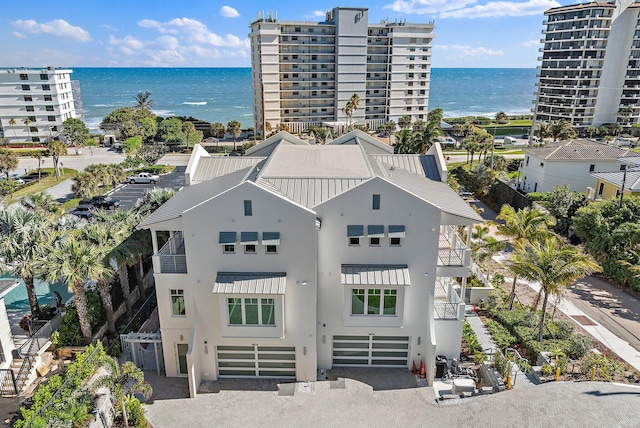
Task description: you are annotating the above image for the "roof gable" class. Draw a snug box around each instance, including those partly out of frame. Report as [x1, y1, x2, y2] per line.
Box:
[327, 129, 393, 154]
[524, 140, 630, 161]
[244, 131, 310, 157]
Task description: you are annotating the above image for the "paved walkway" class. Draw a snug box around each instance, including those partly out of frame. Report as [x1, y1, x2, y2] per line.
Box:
[494, 253, 640, 373]
[142, 372, 640, 428]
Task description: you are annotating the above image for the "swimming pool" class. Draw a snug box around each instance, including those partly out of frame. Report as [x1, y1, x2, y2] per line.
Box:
[2, 276, 73, 312]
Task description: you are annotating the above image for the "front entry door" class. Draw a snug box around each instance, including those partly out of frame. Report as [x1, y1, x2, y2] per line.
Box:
[177, 344, 189, 376]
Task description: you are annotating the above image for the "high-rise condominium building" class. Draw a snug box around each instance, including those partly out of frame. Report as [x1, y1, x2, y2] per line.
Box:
[533, 1, 640, 131]
[249, 7, 434, 136]
[0, 67, 77, 143]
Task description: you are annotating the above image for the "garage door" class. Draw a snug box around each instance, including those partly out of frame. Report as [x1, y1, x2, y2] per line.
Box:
[332, 335, 410, 367]
[217, 345, 296, 378]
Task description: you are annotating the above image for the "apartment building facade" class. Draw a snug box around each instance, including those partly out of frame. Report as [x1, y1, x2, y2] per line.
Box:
[533, 1, 640, 131]
[0, 67, 77, 143]
[141, 130, 481, 397]
[249, 7, 434, 137]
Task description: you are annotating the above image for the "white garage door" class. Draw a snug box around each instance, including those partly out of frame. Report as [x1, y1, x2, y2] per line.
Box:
[332, 335, 410, 367]
[217, 345, 296, 378]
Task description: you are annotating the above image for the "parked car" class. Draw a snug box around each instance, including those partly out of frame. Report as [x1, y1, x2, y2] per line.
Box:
[91, 195, 121, 210]
[0, 175, 25, 185]
[127, 172, 159, 184]
[70, 203, 95, 221]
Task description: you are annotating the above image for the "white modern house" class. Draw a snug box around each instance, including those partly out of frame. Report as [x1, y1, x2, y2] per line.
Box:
[0, 67, 77, 143]
[533, 0, 640, 131]
[140, 130, 482, 397]
[519, 139, 632, 193]
[249, 6, 434, 136]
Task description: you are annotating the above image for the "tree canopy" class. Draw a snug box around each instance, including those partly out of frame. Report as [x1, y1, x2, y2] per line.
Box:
[62, 118, 91, 147]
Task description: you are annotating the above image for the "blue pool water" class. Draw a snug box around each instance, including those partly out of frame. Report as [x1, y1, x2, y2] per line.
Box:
[2, 276, 73, 312]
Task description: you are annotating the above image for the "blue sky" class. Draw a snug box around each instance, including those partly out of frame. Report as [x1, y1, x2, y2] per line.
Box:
[1, 0, 578, 68]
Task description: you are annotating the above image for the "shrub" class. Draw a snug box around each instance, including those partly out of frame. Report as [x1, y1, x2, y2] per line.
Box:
[485, 319, 517, 349]
[541, 363, 553, 376]
[548, 320, 575, 340]
[581, 352, 620, 381]
[123, 395, 147, 428]
[493, 351, 511, 379]
[490, 274, 505, 288]
[463, 321, 483, 354]
[568, 334, 593, 359]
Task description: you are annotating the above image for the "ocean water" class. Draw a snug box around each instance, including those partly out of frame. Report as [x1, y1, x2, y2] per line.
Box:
[72, 67, 538, 132]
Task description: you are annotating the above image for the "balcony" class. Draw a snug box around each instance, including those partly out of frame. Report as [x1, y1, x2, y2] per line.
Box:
[438, 225, 469, 267]
[434, 277, 462, 320]
[155, 231, 187, 274]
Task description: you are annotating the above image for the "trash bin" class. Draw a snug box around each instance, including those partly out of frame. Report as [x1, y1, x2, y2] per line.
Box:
[435, 359, 448, 379]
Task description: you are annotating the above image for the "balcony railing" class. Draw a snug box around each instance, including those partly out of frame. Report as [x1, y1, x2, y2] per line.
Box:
[438, 225, 466, 266]
[435, 277, 462, 319]
[156, 232, 187, 274]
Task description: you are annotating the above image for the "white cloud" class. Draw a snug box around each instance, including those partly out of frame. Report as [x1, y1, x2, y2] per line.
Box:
[305, 10, 326, 18]
[11, 19, 90, 42]
[441, 0, 560, 18]
[523, 39, 540, 47]
[384, 0, 477, 15]
[220, 6, 240, 18]
[435, 44, 503, 56]
[385, 0, 560, 18]
[108, 34, 186, 67]
[11, 31, 26, 39]
[137, 17, 248, 48]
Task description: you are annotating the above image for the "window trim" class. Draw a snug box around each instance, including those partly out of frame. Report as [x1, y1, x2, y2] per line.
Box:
[372, 194, 381, 210]
[223, 244, 235, 254]
[350, 288, 398, 316]
[170, 289, 186, 317]
[243, 200, 252, 216]
[227, 297, 276, 326]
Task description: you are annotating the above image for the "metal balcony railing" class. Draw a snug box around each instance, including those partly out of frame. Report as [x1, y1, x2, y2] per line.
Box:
[156, 232, 187, 274]
[434, 277, 461, 319]
[438, 225, 466, 266]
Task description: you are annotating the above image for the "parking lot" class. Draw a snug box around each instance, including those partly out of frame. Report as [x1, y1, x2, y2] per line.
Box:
[107, 166, 186, 210]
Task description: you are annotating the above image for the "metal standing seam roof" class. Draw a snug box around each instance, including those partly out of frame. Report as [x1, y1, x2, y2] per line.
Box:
[139, 166, 252, 228]
[381, 163, 484, 223]
[213, 272, 287, 294]
[257, 177, 368, 208]
[191, 156, 266, 183]
[524, 141, 630, 161]
[340, 264, 411, 286]
[371, 154, 440, 181]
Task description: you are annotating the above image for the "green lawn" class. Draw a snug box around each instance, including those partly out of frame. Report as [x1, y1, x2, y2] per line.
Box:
[5, 168, 78, 205]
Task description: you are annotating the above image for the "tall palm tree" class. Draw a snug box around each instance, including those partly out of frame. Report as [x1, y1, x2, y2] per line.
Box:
[23, 117, 33, 142]
[493, 205, 553, 309]
[551, 120, 577, 141]
[82, 222, 119, 333]
[227, 120, 242, 151]
[0, 205, 52, 314]
[39, 236, 105, 341]
[94, 358, 152, 420]
[415, 120, 442, 153]
[48, 140, 67, 180]
[342, 93, 360, 131]
[506, 235, 599, 342]
[8, 118, 17, 142]
[134, 90, 155, 110]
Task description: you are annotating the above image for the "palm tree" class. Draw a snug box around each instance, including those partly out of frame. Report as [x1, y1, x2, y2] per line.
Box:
[551, 120, 577, 141]
[48, 140, 67, 180]
[398, 115, 412, 130]
[72, 172, 99, 198]
[342, 93, 360, 130]
[586, 126, 599, 139]
[506, 235, 599, 342]
[8, 118, 17, 142]
[19, 192, 59, 215]
[23, 117, 33, 142]
[82, 222, 119, 333]
[227, 120, 242, 151]
[39, 236, 106, 341]
[495, 112, 509, 124]
[134, 90, 155, 110]
[0, 205, 52, 314]
[493, 205, 553, 309]
[415, 120, 442, 153]
[94, 358, 152, 421]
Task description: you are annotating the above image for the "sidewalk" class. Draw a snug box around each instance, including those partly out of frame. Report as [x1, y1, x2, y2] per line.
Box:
[494, 253, 640, 373]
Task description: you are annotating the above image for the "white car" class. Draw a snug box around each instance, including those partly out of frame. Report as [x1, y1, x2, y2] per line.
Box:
[0, 175, 25, 185]
[127, 172, 159, 184]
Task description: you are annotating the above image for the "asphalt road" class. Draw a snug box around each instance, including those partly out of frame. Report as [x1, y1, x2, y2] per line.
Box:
[108, 166, 186, 210]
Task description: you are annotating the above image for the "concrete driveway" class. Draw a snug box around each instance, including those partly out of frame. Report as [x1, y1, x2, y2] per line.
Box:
[142, 371, 640, 428]
[108, 166, 186, 210]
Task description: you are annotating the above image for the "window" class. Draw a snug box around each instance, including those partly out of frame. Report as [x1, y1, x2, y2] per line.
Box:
[26, 106, 34, 112]
[372, 194, 381, 210]
[370, 237, 381, 246]
[347, 225, 364, 246]
[40, 74, 48, 80]
[30, 127, 38, 133]
[525, 156, 529, 166]
[266, 245, 277, 254]
[616, 189, 621, 198]
[46, 105, 54, 112]
[262, 232, 280, 254]
[228, 298, 275, 325]
[244, 200, 252, 216]
[22, 85, 30, 91]
[224, 244, 235, 253]
[48, 116, 56, 122]
[170, 289, 186, 316]
[351, 289, 397, 315]
[621, 165, 627, 171]
[20, 74, 28, 80]
[245, 244, 256, 254]
[390, 237, 401, 246]
[44, 95, 52, 101]
[42, 84, 50, 91]
[597, 182, 604, 197]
